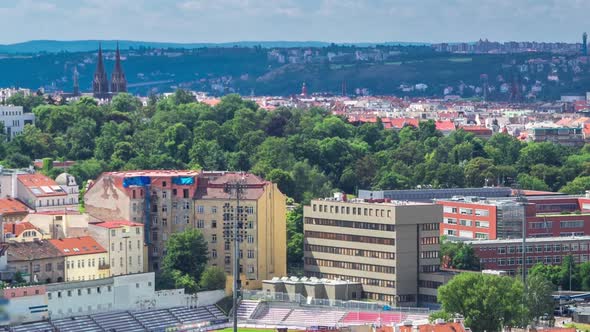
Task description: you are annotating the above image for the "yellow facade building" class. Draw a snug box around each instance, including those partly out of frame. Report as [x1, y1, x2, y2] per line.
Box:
[49, 236, 110, 282]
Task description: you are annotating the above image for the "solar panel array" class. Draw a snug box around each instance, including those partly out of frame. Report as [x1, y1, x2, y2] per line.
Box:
[2, 305, 227, 332]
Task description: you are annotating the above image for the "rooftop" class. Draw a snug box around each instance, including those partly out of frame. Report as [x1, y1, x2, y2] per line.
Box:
[17, 173, 66, 197]
[312, 197, 433, 206]
[90, 220, 143, 229]
[3, 222, 39, 237]
[48, 236, 106, 256]
[465, 235, 590, 246]
[0, 198, 30, 214]
[7, 240, 63, 261]
[106, 170, 200, 178]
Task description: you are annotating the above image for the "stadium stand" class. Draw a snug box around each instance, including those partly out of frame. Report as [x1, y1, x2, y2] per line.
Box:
[236, 300, 260, 320]
[4, 305, 228, 332]
[283, 309, 346, 326]
[251, 306, 293, 324]
[342, 312, 405, 325]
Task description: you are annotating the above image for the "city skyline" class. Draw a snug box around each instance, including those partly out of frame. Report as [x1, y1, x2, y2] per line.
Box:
[0, 0, 589, 44]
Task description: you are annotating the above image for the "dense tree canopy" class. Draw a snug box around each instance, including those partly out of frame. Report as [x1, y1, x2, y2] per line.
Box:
[3, 91, 590, 202]
[437, 273, 526, 332]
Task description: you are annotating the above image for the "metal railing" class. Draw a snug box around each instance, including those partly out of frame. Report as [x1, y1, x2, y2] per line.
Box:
[241, 290, 430, 314]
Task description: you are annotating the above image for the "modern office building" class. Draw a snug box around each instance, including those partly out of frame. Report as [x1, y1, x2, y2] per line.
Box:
[466, 235, 590, 275]
[358, 187, 513, 202]
[437, 195, 590, 240]
[303, 195, 445, 306]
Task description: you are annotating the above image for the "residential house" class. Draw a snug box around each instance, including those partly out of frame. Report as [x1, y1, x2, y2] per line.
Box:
[3, 222, 48, 242]
[48, 237, 109, 282]
[88, 220, 145, 276]
[7, 240, 65, 283]
[0, 198, 31, 222]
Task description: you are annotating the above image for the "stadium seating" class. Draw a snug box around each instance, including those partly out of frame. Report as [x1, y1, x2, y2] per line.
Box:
[252, 306, 293, 324]
[283, 309, 346, 327]
[342, 311, 405, 324]
[7, 304, 228, 332]
[236, 300, 260, 320]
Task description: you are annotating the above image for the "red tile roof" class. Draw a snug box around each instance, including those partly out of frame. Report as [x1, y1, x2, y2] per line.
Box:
[91, 220, 143, 229]
[48, 236, 106, 256]
[398, 322, 466, 332]
[435, 120, 456, 131]
[0, 198, 30, 215]
[3, 222, 39, 237]
[17, 174, 66, 197]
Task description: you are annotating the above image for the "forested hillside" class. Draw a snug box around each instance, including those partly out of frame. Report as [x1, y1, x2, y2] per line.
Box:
[5, 91, 590, 201]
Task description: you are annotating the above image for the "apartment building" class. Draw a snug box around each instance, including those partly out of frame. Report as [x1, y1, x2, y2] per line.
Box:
[48, 237, 109, 282]
[466, 236, 590, 275]
[88, 220, 145, 276]
[303, 196, 443, 306]
[84, 170, 287, 287]
[194, 172, 286, 289]
[84, 170, 200, 271]
[0, 105, 35, 139]
[7, 240, 65, 283]
[0, 198, 30, 222]
[16, 173, 78, 211]
[437, 195, 590, 240]
[3, 222, 49, 242]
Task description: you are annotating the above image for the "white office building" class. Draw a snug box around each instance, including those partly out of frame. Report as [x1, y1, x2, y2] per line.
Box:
[0, 106, 35, 139]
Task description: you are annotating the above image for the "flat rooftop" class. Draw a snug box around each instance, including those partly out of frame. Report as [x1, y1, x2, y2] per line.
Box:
[464, 235, 590, 246]
[312, 197, 433, 206]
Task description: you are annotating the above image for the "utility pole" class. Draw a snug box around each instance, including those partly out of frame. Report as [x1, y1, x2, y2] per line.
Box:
[224, 177, 247, 332]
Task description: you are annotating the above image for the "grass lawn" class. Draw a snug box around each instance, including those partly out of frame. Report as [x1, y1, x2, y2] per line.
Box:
[566, 322, 590, 331]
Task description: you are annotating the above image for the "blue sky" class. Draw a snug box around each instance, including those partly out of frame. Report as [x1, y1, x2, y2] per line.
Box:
[0, 0, 587, 44]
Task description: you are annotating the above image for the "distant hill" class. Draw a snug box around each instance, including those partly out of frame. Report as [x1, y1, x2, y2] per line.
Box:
[0, 40, 430, 54]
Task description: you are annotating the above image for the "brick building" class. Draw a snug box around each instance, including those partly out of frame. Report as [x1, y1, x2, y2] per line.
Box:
[84, 170, 286, 287]
[436, 195, 590, 240]
[466, 235, 590, 275]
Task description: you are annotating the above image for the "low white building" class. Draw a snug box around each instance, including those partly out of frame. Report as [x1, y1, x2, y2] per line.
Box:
[0, 106, 35, 139]
[1, 272, 226, 323]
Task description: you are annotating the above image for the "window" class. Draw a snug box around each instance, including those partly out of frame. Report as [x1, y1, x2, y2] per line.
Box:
[247, 250, 254, 258]
[247, 235, 254, 244]
[560, 220, 584, 229]
[212, 234, 217, 243]
[136, 227, 141, 235]
[162, 181, 167, 187]
[45, 263, 52, 272]
[162, 204, 168, 213]
[475, 209, 489, 217]
[211, 206, 218, 213]
[475, 221, 489, 228]
[111, 229, 116, 236]
[212, 249, 217, 258]
[197, 220, 204, 228]
[459, 219, 472, 227]
[162, 191, 167, 198]
[444, 218, 457, 225]
[211, 220, 217, 228]
[197, 205, 204, 214]
[183, 189, 189, 198]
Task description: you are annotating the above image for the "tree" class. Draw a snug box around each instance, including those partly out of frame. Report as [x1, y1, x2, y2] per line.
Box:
[111, 93, 142, 113]
[560, 176, 590, 194]
[525, 274, 555, 326]
[266, 169, 295, 198]
[160, 228, 209, 293]
[199, 266, 227, 290]
[440, 241, 480, 271]
[286, 205, 304, 267]
[437, 273, 526, 332]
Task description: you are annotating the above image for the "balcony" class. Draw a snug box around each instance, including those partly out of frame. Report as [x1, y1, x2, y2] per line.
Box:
[98, 263, 110, 270]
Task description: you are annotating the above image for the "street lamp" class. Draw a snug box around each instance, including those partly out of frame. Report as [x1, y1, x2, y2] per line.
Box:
[224, 177, 247, 332]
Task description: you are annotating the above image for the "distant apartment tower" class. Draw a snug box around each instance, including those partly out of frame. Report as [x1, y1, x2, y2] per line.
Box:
[303, 195, 444, 306]
[83, 170, 286, 287]
[0, 106, 35, 140]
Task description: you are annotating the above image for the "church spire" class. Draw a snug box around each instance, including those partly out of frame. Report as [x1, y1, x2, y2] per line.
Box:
[92, 42, 109, 98]
[73, 66, 79, 96]
[110, 42, 127, 94]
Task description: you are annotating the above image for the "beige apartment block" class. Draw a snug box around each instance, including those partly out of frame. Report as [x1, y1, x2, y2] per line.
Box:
[303, 197, 442, 307]
[88, 220, 146, 276]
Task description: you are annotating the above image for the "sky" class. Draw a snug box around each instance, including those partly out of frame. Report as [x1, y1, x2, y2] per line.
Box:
[0, 0, 589, 44]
